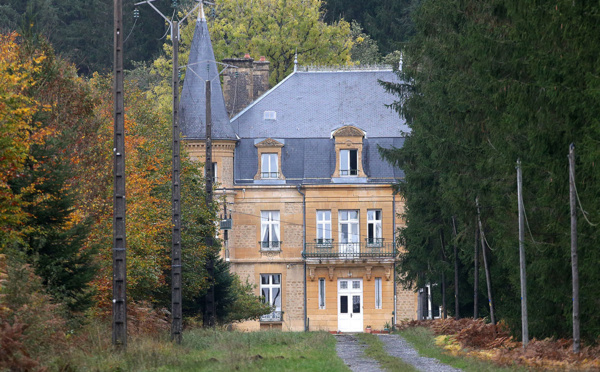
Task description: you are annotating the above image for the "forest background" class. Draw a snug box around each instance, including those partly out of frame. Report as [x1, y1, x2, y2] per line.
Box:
[1, 0, 599, 368]
[0, 0, 412, 368]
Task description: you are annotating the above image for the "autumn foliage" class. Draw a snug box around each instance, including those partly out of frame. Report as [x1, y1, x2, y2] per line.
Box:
[399, 318, 600, 370]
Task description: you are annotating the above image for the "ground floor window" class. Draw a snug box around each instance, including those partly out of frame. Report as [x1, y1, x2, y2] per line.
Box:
[375, 277, 382, 309]
[260, 274, 282, 321]
[319, 278, 326, 309]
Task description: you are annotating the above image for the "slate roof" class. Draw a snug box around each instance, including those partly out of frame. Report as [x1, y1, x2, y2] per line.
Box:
[234, 138, 405, 185]
[230, 68, 408, 139]
[179, 14, 236, 140]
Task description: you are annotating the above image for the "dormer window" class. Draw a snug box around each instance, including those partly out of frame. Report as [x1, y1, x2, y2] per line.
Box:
[254, 138, 285, 181]
[331, 126, 366, 179]
[340, 149, 358, 176]
[261, 153, 278, 178]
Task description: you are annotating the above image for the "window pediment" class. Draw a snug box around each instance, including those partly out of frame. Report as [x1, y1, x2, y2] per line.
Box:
[255, 138, 284, 148]
[332, 126, 365, 138]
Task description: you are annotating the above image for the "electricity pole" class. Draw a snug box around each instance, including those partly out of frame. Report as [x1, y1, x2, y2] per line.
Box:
[133, 0, 203, 344]
[516, 159, 528, 347]
[113, 0, 127, 349]
[569, 144, 580, 353]
[204, 80, 216, 327]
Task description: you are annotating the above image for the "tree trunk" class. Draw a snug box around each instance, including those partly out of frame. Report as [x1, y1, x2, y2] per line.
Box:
[569, 144, 580, 353]
[452, 216, 460, 320]
[474, 218, 479, 319]
[476, 197, 495, 325]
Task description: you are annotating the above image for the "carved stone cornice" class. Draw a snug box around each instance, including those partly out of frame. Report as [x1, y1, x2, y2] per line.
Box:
[255, 138, 284, 148]
[333, 125, 365, 138]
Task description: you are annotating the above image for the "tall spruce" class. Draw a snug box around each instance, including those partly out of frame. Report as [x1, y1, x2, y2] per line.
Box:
[383, 0, 600, 340]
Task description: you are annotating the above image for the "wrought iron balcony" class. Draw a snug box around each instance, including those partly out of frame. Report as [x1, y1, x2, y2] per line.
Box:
[303, 240, 396, 259]
[260, 310, 283, 322]
[259, 240, 281, 251]
[365, 237, 385, 248]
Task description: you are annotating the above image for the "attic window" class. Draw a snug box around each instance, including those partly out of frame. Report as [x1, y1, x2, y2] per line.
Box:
[264, 111, 277, 120]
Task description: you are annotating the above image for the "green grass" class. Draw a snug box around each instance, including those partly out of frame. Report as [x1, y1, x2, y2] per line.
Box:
[355, 333, 418, 372]
[399, 327, 526, 372]
[56, 327, 350, 371]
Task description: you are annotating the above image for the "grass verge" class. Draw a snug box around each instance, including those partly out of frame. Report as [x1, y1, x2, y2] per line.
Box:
[56, 327, 350, 371]
[355, 333, 418, 372]
[399, 327, 526, 372]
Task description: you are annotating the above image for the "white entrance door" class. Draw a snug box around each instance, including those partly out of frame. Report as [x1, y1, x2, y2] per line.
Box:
[339, 210, 360, 257]
[338, 278, 363, 332]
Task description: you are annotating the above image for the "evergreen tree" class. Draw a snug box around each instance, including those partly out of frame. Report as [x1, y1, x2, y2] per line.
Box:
[383, 0, 600, 340]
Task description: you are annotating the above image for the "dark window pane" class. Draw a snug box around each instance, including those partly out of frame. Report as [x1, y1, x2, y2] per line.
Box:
[349, 150, 357, 171]
[261, 274, 269, 285]
[353, 295, 361, 313]
[340, 296, 348, 313]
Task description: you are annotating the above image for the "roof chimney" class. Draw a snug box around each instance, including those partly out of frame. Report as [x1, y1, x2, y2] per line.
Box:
[244, 53, 251, 58]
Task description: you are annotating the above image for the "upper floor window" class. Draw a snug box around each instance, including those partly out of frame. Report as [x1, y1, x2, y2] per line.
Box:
[261, 153, 278, 179]
[316, 210, 332, 245]
[367, 210, 383, 246]
[340, 149, 358, 176]
[204, 162, 218, 184]
[260, 211, 280, 250]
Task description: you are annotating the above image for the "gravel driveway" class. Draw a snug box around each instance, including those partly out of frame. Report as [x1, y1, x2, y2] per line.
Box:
[335, 334, 385, 372]
[335, 333, 461, 372]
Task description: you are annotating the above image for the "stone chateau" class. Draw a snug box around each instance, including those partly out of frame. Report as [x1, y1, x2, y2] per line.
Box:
[179, 9, 418, 332]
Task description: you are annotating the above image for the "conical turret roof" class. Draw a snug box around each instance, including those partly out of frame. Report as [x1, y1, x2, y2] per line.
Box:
[180, 11, 236, 140]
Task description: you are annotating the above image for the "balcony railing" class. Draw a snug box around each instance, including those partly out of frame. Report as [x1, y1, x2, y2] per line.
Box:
[303, 240, 395, 258]
[260, 241, 281, 251]
[366, 237, 385, 248]
[260, 310, 283, 322]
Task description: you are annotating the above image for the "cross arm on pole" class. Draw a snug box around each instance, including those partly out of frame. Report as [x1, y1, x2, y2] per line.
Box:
[134, 0, 171, 25]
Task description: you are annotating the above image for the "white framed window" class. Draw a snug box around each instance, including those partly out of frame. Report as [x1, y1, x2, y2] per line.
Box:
[318, 278, 326, 309]
[260, 274, 282, 321]
[316, 210, 332, 244]
[339, 210, 360, 244]
[204, 162, 218, 184]
[367, 210, 382, 246]
[375, 277, 382, 309]
[260, 211, 280, 250]
[261, 153, 278, 179]
[340, 149, 358, 176]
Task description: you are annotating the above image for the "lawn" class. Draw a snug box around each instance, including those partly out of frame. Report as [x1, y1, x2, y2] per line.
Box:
[58, 328, 350, 371]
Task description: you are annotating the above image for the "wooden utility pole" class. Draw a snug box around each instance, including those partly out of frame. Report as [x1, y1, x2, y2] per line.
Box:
[171, 20, 183, 345]
[112, 0, 127, 349]
[516, 159, 528, 347]
[452, 216, 460, 319]
[473, 218, 479, 319]
[569, 144, 580, 353]
[204, 80, 216, 327]
[476, 197, 495, 325]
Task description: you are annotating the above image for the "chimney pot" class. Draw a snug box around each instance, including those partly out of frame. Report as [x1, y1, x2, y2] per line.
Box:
[259, 56, 266, 62]
[244, 53, 251, 58]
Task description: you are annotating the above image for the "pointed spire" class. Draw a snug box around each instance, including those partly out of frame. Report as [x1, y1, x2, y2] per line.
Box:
[198, 1, 205, 22]
[180, 10, 236, 140]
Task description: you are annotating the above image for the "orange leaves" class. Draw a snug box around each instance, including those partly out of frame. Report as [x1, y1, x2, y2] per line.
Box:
[406, 318, 600, 370]
[0, 33, 48, 245]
